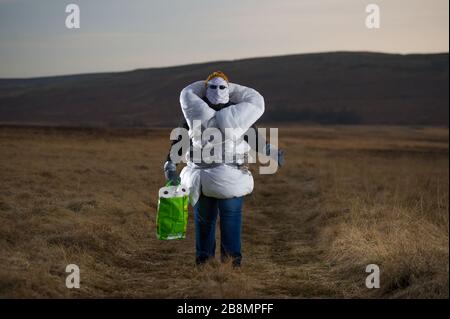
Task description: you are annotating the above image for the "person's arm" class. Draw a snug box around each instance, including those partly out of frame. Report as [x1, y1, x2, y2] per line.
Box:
[244, 124, 285, 167]
[164, 120, 190, 185]
[165, 120, 189, 163]
[215, 83, 265, 140]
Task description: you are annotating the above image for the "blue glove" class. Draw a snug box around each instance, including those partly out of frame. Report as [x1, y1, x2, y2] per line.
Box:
[163, 161, 180, 185]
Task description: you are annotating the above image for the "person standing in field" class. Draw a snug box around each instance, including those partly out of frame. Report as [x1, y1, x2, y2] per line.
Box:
[164, 71, 284, 267]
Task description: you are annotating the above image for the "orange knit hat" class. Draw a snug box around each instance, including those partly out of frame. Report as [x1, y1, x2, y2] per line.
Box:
[205, 71, 229, 87]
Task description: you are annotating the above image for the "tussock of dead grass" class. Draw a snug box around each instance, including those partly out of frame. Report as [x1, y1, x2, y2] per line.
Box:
[310, 127, 449, 298]
[184, 259, 255, 299]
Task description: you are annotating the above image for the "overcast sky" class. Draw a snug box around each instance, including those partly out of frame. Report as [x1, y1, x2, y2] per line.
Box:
[0, 0, 448, 78]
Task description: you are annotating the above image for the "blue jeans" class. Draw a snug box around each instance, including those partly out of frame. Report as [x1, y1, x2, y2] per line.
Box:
[194, 194, 243, 267]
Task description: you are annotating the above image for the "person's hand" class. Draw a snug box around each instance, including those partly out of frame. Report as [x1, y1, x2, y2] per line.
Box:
[265, 144, 285, 168]
[163, 161, 180, 185]
[277, 149, 285, 167]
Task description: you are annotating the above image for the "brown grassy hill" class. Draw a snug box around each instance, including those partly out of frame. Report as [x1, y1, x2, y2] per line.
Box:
[0, 52, 448, 127]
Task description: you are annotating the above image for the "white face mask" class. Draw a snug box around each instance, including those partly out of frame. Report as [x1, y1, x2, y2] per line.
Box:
[206, 77, 229, 105]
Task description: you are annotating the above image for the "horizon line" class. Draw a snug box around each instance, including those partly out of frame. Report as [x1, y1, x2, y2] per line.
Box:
[1, 50, 448, 81]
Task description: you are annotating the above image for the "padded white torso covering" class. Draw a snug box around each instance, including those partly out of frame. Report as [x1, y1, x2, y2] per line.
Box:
[178, 81, 265, 206]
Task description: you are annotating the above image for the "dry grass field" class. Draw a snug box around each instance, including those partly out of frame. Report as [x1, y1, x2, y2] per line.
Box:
[0, 125, 448, 298]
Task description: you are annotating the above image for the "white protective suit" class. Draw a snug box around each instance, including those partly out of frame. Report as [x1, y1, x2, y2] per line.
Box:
[179, 81, 265, 206]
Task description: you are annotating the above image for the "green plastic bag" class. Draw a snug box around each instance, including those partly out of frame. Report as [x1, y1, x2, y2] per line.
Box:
[156, 182, 189, 240]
